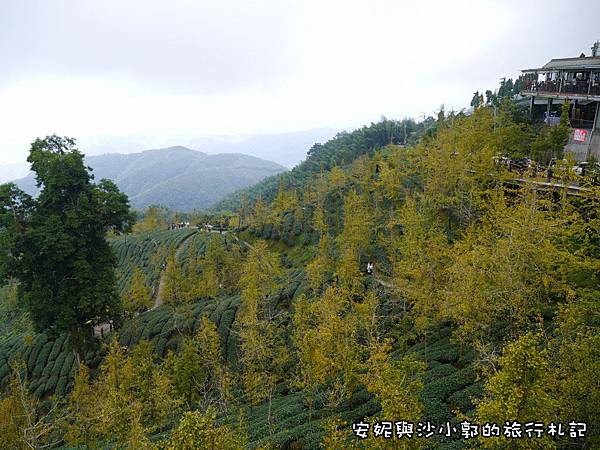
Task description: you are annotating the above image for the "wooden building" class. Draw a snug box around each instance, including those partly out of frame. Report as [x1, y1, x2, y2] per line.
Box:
[520, 41, 600, 161]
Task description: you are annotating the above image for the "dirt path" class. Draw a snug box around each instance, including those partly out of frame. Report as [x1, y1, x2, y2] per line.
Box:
[152, 229, 252, 310]
[204, 228, 254, 250]
[93, 230, 198, 337]
[229, 233, 254, 251]
[94, 230, 255, 336]
[371, 268, 395, 289]
[153, 230, 197, 308]
[374, 275, 394, 289]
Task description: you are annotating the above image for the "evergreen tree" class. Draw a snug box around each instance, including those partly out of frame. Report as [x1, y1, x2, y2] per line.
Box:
[166, 407, 244, 450]
[162, 251, 188, 307]
[476, 333, 556, 449]
[0, 136, 133, 361]
[362, 339, 426, 449]
[0, 359, 58, 449]
[163, 316, 231, 410]
[64, 364, 98, 447]
[66, 337, 179, 448]
[133, 206, 166, 233]
[292, 286, 375, 410]
[123, 267, 153, 317]
[336, 190, 371, 296]
[237, 240, 287, 434]
[249, 196, 269, 229]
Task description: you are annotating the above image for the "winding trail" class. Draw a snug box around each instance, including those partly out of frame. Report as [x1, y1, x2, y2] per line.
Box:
[368, 267, 395, 289]
[94, 229, 197, 337]
[229, 233, 254, 251]
[374, 276, 394, 289]
[152, 228, 253, 309]
[94, 229, 286, 337]
[152, 229, 198, 309]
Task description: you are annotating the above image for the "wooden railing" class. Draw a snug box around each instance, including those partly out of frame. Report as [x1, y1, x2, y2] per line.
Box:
[522, 80, 600, 96]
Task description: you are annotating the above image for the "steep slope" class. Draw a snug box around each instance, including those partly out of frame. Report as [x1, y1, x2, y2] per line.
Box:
[15, 146, 287, 211]
[212, 117, 429, 212]
[1, 109, 598, 449]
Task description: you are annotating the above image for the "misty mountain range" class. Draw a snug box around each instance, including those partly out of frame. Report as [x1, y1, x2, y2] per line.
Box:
[5, 128, 341, 210]
[14, 146, 287, 211]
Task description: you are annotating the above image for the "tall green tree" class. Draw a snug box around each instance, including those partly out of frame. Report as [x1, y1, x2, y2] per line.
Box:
[163, 316, 232, 410]
[133, 205, 166, 233]
[237, 240, 287, 434]
[162, 251, 188, 307]
[165, 407, 245, 450]
[476, 333, 556, 449]
[65, 338, 179, 449]
[0, 135, 134, 361]
[0, 359, 59, 450]
[292, 286, 377, 411]
[123, 267, 153, 318]
[362, 339, 426, 450]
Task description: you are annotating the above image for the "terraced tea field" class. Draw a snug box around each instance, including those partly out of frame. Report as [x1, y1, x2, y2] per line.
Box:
[0, 227, 481, 449]
[111, 228, 197, 296]
[0, 228, 200, 396]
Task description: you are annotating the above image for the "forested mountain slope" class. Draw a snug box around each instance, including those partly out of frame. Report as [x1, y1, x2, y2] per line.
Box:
[213, 117, 429, 213]
[15, 146, 287, 211]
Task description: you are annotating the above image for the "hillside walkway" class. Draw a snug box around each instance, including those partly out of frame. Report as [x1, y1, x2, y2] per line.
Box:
[152, 228, 253, 309]
[94, 228, 198, 337]
[374, 275, 394, 289]
[228, 232, 254, 251]
[369, 266, 395, 289]
[152, 229, 198, 308]
[199, 227, 254, 249]
[510, 177, 596, 197]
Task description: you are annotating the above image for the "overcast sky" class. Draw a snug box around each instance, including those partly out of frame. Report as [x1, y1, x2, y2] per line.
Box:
[1, 0, 599, 165]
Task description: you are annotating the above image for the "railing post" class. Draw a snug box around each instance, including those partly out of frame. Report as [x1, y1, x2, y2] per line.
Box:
[530, 95, 535, 122]
[559, 71, 563, 93]
[586, 102, 599, 160]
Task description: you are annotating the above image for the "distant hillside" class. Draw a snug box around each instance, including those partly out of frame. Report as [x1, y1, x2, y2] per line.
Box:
[212, 118, 430, 212]
[15, 146, 287, 211]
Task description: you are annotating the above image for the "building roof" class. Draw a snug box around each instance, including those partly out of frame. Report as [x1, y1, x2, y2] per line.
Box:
[523, 56, 600, 73]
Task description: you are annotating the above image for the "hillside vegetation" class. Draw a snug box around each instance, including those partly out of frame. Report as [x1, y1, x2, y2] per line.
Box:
[0, 104, 598, 449]
[213, 117, 428, 213]
[15, 146, 287, 211]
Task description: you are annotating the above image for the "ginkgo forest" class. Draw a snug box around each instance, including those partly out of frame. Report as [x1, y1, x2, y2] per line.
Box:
[0, 93, 599, 449]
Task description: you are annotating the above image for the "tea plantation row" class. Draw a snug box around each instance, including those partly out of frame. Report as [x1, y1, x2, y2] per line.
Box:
[110, 228, 196, 295]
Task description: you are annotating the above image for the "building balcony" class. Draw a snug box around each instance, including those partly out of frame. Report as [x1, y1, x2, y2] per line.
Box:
[521, 80, 600, 99]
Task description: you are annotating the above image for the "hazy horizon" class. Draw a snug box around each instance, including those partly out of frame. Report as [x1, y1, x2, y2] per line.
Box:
[0, 127, 341, 183]
[2, 0, 599, 166]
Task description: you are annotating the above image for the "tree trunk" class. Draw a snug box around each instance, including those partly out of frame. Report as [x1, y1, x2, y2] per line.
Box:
[73, 348, 81, 368]
[268, 387, 273, 437]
